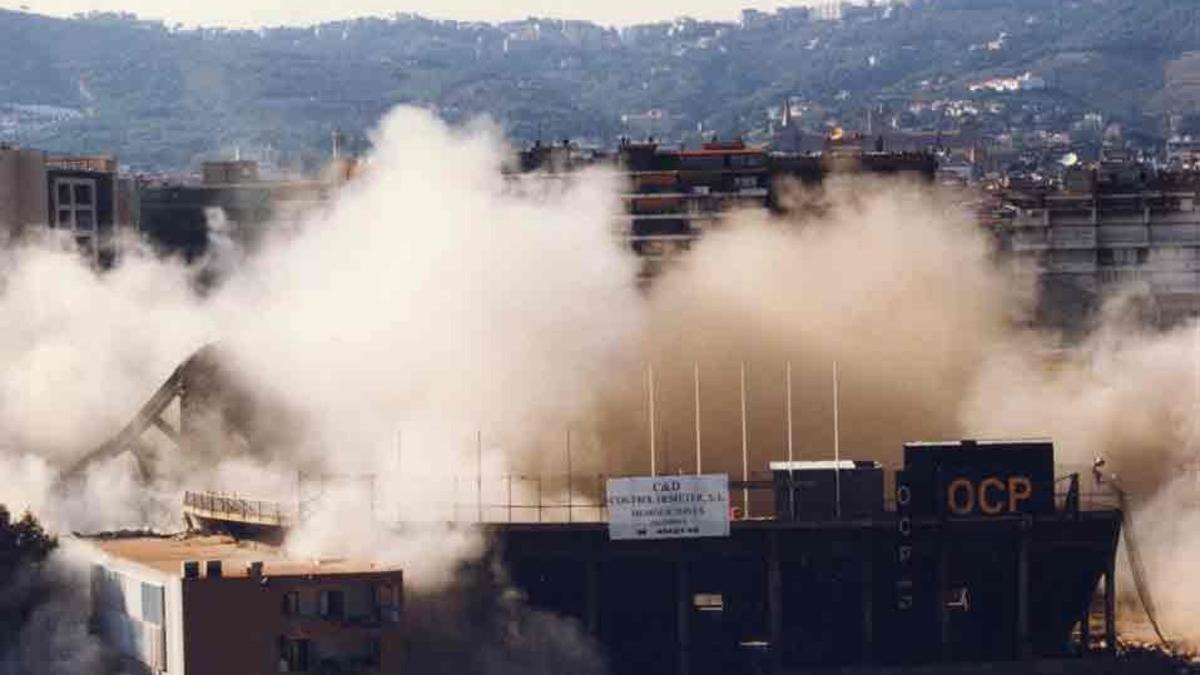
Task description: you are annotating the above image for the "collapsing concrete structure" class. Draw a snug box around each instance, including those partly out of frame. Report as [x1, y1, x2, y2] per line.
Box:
[455, 441, 1119, 674]
[60, 344, 305, 484]
[170, 444, 1122, 675]
[69, 349, 1124, 675]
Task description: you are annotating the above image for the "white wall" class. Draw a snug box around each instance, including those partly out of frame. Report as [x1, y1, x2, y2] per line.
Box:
[73, 540, 186, 675]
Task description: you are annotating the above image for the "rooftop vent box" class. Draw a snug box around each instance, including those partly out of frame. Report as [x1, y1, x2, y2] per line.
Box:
[769, 460, 883, 521]
[205, 560, 223, 578]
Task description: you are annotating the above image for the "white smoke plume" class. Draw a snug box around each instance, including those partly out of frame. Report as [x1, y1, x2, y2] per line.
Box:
[0, 107, 644, 590]
[0, 106, 1200, 651]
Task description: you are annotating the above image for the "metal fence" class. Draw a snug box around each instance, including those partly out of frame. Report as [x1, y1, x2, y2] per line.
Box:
[184, 470, 1122, 530]
[183, 490, 295, 527]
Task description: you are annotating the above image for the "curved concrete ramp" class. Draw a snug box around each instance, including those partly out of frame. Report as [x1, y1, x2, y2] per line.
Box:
[59, 344, 231, 482]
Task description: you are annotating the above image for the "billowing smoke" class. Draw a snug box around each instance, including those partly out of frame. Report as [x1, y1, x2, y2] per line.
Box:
[960, 305, 1200, 640]
[0, 548, 130, 675]
[0, 108, 649, 594]
[592, 176, 1030, 480]
[1, 105, 1200, 654]
[0, 107, 637, 672]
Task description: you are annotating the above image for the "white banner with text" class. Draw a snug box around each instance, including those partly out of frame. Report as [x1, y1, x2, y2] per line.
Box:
[606, 474, 730, 540]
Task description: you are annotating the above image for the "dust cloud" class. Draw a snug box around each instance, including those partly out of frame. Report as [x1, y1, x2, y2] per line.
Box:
[0, 106, 1198, 647]
[595, 176, 1030, 480]
[0, 108, 645, 589]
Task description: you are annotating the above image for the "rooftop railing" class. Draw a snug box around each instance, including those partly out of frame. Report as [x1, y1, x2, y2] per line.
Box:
[185, 469, 1121, 530]
[183, 490, 296, 527]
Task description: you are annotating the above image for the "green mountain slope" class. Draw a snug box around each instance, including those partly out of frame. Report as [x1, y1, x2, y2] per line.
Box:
[1, 0, 1195, 170]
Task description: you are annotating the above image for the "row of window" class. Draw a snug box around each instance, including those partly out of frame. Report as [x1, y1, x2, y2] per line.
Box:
[1041, 247, 1199, 266]
[277, 636, 381, 673]
[280, 585, 400, 623]
[89, 565, 164, 626]
[282, 589, 347, 619]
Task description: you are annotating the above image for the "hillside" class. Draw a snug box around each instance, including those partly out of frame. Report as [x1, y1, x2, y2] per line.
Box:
[1, 0, 1197, 171]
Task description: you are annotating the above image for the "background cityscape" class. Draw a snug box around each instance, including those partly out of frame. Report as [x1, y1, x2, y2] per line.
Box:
[1, 0, 1197, 174]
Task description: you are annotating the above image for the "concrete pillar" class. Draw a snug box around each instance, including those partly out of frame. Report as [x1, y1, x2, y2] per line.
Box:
[1016, 535, 1031, 659]
[768, 532, 783, 672]
[1080, 584, 1091, 654]
[1104, 558, 1116, 654]
[938, 541, 951, 662]
[862, 537, 874, 664]
[677, 559, 690, 675]
[585, 558, 599, 634]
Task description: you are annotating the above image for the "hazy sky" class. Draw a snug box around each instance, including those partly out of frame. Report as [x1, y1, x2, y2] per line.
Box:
[2, 0, 834, 27]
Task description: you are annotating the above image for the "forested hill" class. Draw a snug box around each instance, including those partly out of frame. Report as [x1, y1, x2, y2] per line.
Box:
[1, 0, 1198, 171]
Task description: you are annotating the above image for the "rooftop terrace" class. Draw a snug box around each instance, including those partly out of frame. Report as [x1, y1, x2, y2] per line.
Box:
[81, 533, 399, 578]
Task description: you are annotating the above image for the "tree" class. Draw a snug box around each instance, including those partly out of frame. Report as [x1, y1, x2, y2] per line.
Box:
[0, 506, 56, 578]
[0, 505, 58, 659]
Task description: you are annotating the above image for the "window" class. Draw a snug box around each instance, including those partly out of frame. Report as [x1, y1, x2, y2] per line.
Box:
[277, 637, 310, 673]
[729, 154, 765, 169]
[366, 637, 381, 667]
[376, 583, 401, 624]
[141, 583, 164, 625]
[319, 589, 345, 620]
[1100, 248, 1147, 266]
[51, 177, 99, 258]
[282, 591, 300, 616]
[693, 593, 724, 612]
[679, 155, 724, 171]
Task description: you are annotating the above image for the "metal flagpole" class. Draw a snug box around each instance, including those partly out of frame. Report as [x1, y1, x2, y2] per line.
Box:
[567, 429, 573, 524]
[648, 364, 657, 477]
[395, 429, 403, 524]
[833, 362, 841, 520]
[694, 362, 702, 476]
[741, 361, 750, 518]
[787, 360, 795, 519]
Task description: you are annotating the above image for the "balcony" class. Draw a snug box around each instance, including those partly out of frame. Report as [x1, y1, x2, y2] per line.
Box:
[183, 491, 295, 528]
[1047, 226, 1096, 249]
[1150, 224, 1200, 245]
[1096, 225, 1149, 247]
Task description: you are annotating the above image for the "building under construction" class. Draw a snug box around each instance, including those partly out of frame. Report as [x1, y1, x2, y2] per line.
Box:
[68, 348, 1126, 675]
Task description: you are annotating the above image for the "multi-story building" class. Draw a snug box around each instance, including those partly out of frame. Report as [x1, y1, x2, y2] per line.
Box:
[78, 531, 403, 675]
[996, 162, 1200, 327]
[517, 136, 935, 278]
[1167, 136, 1200, 170]
[0, 145, 133, 263]
[614, 137, 935, 270]
[138, 160, 344, 261]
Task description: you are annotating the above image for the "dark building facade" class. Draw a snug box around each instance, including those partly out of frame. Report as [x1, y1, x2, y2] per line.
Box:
[0, 147, 131, 265]
[610, 138, 935, 270]
[139, 161, 340, 261]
